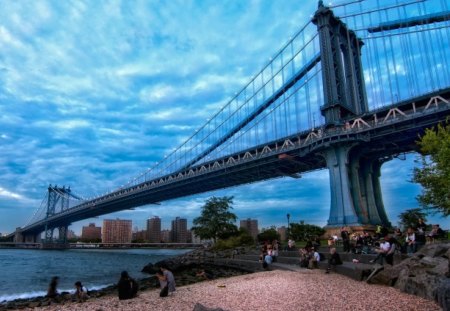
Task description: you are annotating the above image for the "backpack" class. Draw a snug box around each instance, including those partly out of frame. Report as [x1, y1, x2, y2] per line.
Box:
[130, 279, 139, 297]
[159, 283, 169, 297]
[319, 253, 326, 261]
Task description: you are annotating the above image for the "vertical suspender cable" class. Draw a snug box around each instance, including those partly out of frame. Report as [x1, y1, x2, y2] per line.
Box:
[401, 5, 419, 97]
[388, 0, 401, 102]
[302, 31, 312, 129]
[368, 8, 385, 108]
[418, 2, 436, 90]
[377, 0, 395, 105]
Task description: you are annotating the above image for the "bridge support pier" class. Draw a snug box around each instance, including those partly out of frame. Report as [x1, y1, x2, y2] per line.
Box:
[324, 144, 391, 231]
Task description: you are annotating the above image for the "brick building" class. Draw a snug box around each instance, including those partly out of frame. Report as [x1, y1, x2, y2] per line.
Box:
[81, 223, 101, 241]
[102, 219, 132, 243]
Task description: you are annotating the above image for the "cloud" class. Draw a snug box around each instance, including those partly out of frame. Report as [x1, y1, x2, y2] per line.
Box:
[1, 1, 448, 236]
[0, 187, 23, 200]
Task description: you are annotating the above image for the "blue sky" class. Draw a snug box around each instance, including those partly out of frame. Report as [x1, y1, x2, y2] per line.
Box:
[0, 0, 448, 235]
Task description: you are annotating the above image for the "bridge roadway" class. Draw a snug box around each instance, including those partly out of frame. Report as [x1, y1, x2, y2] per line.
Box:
[19, 88, 450, 236]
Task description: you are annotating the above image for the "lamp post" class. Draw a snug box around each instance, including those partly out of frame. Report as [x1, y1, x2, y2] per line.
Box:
[286, 213, 291, 239]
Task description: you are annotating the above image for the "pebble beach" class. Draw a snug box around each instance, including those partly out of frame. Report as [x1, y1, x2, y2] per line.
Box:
[25, 269, 441, 311]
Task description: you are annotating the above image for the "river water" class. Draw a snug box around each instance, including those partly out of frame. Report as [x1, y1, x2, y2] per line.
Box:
[0, 248, 190, 302]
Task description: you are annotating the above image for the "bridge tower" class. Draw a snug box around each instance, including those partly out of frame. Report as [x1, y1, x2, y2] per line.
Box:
[313, 1, 390, 230]
[44, 185, 70, 244]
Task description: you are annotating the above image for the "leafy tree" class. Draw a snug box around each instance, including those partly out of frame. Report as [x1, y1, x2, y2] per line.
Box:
[413, 122, 450, 216]
[191, 196, 238, 243]
[257, 226, 280, 242]
[289, 222, 325, 241]
[398, 208, 427, 230]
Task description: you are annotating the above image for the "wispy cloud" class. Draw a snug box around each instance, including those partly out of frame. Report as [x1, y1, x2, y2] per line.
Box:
[0, 1, 446, 235]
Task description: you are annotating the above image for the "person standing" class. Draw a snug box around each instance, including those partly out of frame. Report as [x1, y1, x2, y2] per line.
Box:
[341, 227, 351, 253]
[405, 227, 416, 254]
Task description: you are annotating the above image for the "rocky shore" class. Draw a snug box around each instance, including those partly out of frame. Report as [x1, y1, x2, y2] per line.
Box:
[1, 244, 448, 310]
[0, 247, 252, 311]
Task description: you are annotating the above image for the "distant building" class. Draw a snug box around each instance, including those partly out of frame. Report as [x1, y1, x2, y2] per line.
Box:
[147, 216, 162, 242]
[132, 230, 147, 242]
[81, 223, 101, 241]
[161, 229, 171, 242]
[240, 218, 259, 239]
[277, 226, 287, 241]
[171, 217, 188, 243]
[102, 219, 132, 243]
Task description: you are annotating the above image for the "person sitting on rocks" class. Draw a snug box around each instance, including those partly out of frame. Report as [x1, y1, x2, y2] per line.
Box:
[46, 276, 59, 300]
[427, 224, 444, 244]
[362, 231, 374, 254]
[74, 281, 89, 302]
[271, 240, 279, 262]
[325, 247, 342, 273]
[263, 251, 273, 270]
[369, 236, 391, 265]
[299, 248, 309, 268]
[117, 271, 138, 300]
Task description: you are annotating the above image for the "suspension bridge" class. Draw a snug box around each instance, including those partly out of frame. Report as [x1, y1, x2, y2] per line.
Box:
[8, 0, 450, 246]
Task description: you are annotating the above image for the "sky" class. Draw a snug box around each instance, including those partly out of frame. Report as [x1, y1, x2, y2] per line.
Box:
[0, 0, 448, 236]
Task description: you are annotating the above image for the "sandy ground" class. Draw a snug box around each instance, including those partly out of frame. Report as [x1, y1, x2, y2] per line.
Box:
[30, 270, 441, 311]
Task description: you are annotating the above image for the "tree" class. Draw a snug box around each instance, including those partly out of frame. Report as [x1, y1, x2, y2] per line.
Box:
[398, 208, 427, 230]
[257, 226, 280, 242]
[191, 196, 238, 243]
[413, 122, 450, 216]
[289, 222, 325, 241]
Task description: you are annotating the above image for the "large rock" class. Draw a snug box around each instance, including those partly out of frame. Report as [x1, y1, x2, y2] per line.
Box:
[437, 278, 450, 311]
[369, 243, 450, 310]
[193, 303, 227, 311]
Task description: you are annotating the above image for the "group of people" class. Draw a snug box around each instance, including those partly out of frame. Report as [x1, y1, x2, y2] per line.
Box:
[119, 265, 176, 300]
[259, 240, 280, 269]
[46, 276, 89, 303]
[299, 246, 322, 269]
[46, 265, 177, 304]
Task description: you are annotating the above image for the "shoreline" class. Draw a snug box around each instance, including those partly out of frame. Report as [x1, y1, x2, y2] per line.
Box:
[0, 260, 252, 310]
[11, 270, 441, 311]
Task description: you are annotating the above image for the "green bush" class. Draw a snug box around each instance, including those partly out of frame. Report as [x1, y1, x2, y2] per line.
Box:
[212, 231, 255, 250]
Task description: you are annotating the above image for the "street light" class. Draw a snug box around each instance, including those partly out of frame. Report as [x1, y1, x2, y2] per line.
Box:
[286, 213, 291, 239]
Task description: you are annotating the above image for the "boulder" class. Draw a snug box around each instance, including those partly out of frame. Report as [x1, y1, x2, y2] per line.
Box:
[193, 302, 227, 311]
[436, 278, 450, 311]
[369, 243, 450, 310]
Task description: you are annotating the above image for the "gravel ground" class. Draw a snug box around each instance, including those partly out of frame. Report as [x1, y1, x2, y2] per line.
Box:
[29, 270, 441, 311]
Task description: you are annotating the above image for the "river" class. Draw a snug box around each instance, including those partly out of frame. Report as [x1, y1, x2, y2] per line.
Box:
[0, 248, 190, 302]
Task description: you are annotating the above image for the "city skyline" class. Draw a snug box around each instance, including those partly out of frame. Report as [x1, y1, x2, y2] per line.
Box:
[0, 1, 448, 236]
